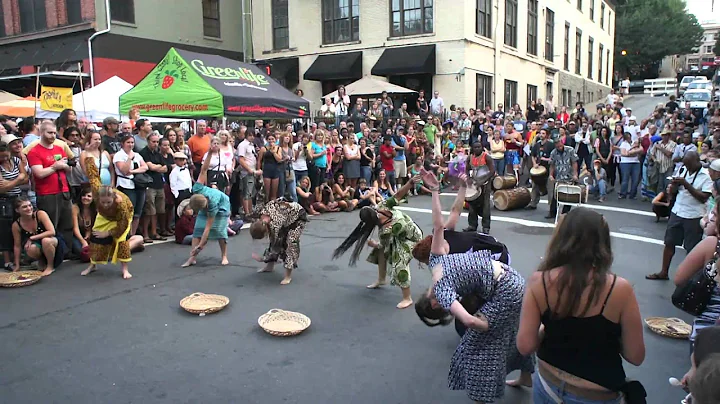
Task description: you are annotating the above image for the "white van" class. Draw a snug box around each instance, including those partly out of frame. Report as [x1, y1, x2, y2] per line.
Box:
[678, 76, 701, 98]
[687, 79, 712, 92]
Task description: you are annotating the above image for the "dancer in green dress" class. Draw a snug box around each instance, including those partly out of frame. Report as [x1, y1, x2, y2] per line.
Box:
[333, 175, 422, 309]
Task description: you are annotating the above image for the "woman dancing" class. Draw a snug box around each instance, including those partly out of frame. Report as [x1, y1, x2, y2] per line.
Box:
[249, 197, 308, 285]
[333, 176, 422, 309]
[80, 157, 144, 279]
[181, 156, 232, 267]
[414, 169, 534, 403]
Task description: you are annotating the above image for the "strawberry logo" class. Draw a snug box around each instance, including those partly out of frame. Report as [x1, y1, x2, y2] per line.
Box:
[298, 108, 305, 117]
[161, 70, 179, 89]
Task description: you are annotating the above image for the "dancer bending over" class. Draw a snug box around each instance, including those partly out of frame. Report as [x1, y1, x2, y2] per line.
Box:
[249, 197, 308, 285]
[333, 175, 422, 309]
[182, 157, 232, 267]
[80, 157, 143, 279]
[415, 168, 535, 403]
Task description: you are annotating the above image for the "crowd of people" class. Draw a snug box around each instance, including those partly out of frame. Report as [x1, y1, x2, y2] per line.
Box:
[5, 85, 720, 403]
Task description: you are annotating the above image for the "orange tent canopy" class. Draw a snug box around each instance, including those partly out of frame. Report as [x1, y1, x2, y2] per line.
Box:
[0, 96, 38, 117]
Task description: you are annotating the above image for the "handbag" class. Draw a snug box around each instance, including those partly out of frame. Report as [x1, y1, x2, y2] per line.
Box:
[672, 238, 720, 316]
[207, 151, 229, 189]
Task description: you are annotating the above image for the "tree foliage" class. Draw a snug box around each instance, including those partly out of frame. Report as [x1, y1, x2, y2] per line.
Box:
[614, 0, 704, 75]
[714, 36, 720, 56]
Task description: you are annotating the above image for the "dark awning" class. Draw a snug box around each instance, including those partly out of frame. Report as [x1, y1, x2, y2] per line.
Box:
[266, 57, 299, 86]
[303, 51, 362, 81]
[371, 44, 436, 76]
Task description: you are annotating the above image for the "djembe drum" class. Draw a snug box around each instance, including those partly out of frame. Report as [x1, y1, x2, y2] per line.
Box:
[493, 187, 531, 211]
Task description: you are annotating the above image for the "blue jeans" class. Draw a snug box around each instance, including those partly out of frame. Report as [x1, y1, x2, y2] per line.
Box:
[360, 165, 372, 183]
[590, 179, 607, 197]
[294, 170, 308, 183]
[533, 372, 622, 404]
[386, 170, 396, 189]
[117, 186, 146, 218]
[493, 158, 505, 176]
[619, 162, 640, 198]
[71, 237, 85, 255]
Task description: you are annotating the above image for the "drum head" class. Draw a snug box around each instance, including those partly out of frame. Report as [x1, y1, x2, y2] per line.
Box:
[579, 172, 592, 187]
[530, 166, 547, 176]
[472, 165, 493, 185]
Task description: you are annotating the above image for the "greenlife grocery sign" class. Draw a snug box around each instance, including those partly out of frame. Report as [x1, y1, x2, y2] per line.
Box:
[190, 59, 270, 87]
[120, 47, 308, 119]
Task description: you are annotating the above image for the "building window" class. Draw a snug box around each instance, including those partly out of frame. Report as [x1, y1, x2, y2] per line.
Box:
[545, 9, 555, 62]
[66, 0, 83, 24]
[598, 44, 604, 83]
[577, 0, 582, 12]
[576, 91, 581, 103]
[587, 37, 594, 79]
[527, 0, 538, 56]
[391, 0, 433, 37]
[322, 0, 359, 44]
[202, 0, 221, 38]
[605, 48, 610, 84]
[527, 85, 538, 107]
[563, 23, 570, 70]
[504, 0, 518, 47]
[705, 45, 714, 54]
[561, 89, 569, 107]
[477, 74, 493, 111]
[19, 0, 47, 33]
[600, 3, 605, 29]
[589, 0, 594, 21]
[575, 29, 582, 75]
[0, 6, 5, 37]
[608, 11, 612, 35]
[109, 0, 134, 24]
[476, 0, 492, 38]
[272, 0, 289, 49]
[504, 80, 518, 109]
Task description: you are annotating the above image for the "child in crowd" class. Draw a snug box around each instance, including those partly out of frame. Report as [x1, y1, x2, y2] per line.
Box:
[169, 151, 192, 218]
[174, 201, 196, 245]
[353, 177, 376, 208]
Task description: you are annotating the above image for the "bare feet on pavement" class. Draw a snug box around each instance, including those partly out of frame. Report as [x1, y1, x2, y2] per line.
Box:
[181, 258, 196, 268]
[122, 270, 133, 279]
[396, 298, 413, 309]
[80, 265, 96, 276]
[366, 281, 386, 289]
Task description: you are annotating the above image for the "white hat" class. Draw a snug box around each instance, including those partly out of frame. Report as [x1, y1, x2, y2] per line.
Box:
[629, 116, 637, 121]
[710, 159, 720, 172]
[176, 199, 191, 219]
[1, 134, 20, 144]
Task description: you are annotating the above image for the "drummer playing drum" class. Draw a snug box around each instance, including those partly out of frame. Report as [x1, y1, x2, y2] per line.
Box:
[464, 141, 495, 234]
[528, 135, 579, 219]
[526, 128, 554, 210]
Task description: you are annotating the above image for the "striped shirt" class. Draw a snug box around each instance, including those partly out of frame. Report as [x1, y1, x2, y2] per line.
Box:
[0, 157, 22, 197]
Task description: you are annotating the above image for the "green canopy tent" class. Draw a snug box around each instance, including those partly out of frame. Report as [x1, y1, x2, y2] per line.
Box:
[119, 48, 309, 119]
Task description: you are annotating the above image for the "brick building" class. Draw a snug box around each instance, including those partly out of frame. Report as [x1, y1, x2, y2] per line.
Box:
[0, 0, 248, 95]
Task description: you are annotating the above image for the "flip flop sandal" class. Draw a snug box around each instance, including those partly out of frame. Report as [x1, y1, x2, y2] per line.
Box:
[645, 273, 669, 280]
[143, 238, 154, 244]
[151, 235, 165, 241]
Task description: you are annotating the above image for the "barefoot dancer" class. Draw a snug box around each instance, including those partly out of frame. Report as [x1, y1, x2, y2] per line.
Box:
[80, 157, 141, 279]
[333, 176, 422, 309]
[181, 157, 232, 267]
[415, 169, 535, 403]
[249, 198, 308, 285]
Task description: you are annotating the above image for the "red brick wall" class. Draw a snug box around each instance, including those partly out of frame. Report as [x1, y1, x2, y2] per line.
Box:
[54, 0, 68, 26]
[80, 0, 94, 21]
[8, 0, 19, 35]
[45, 0, 58, 28]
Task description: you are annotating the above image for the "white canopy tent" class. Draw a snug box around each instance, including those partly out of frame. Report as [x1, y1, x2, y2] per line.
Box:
[323, 76, 417, 100]
[35, 76, 182, 123]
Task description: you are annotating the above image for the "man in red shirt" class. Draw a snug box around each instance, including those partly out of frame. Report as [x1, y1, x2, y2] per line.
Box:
[187, 120, 210, 179]
[27, 121, 73, 248]
[379, 135, 396, 188]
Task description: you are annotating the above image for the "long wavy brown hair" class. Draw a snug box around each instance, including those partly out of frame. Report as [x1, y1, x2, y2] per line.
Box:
[537, 207, 613, 318]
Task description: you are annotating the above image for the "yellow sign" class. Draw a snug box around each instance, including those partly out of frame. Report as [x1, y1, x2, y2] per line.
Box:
[39, 86, 73, 112]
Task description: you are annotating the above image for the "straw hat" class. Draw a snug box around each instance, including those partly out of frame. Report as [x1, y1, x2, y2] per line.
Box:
[173, 152, 187, 159]
[1, 134, 20, 144]
[176, 198, 191, 218]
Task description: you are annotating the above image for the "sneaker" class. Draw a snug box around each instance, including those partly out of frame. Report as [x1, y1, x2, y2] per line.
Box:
[463, 227, 477, 232]
[524, 205, 537, 210]
[598, 197, 606, 203]
[481, 228, 490, 234]
[3, 262, 13, 271]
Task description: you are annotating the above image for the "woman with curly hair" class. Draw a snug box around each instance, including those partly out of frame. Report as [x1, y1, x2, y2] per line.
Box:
[80, 157, 144, 279]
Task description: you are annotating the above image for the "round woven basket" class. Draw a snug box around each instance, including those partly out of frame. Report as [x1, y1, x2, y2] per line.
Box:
[645, 317, 692, 339]
[0, 271, 43, 288]
[258, 309, 311, 337]
[179, 293, 230, 315]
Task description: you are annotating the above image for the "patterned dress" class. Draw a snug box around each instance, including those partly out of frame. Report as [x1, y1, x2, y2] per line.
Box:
[432, 249, 535, 403]
[85, 157, 134, 264]
[366, 196, 423, 288]
[260, 198, 308, 271]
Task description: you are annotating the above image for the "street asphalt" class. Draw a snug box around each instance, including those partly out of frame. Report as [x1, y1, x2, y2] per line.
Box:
[0, 96, 692, 404]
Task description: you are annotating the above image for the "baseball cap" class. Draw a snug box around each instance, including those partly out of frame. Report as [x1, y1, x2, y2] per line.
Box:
[173, 152, 188, 159]
[629, 116, 637, 121]
[103, 117, 119, 126]
[396, 126, 405, 132]
[547, 118, 555, 122]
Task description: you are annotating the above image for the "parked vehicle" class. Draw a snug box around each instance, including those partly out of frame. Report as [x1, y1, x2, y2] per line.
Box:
[678, 75, 701, 98]
[684, 89, 712, 122]
[687, 79, 712, 92]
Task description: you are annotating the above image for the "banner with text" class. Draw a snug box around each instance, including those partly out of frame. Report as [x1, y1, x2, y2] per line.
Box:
[39, 86, 73, 112]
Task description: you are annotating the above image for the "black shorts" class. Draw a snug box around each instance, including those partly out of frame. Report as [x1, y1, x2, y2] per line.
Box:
[664, 213, 703, 252]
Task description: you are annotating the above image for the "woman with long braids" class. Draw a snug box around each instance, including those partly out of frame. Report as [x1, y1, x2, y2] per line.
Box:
[333, 174, 422, 309]
[414, 168, 534, 403]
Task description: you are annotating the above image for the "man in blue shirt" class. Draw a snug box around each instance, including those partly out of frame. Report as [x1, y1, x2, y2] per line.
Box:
[391, 126, 408, 187]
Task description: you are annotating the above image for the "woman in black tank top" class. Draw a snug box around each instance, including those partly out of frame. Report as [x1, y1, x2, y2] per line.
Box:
[11, 197, 60, 276]
[516, 208, 645, 403]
